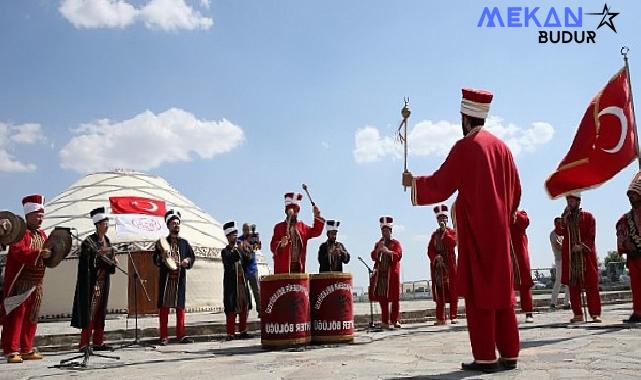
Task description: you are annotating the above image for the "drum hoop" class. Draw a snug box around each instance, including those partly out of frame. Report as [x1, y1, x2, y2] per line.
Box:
[261, 336, 311, 347]
[310, 272, 352, 280]
[311, 335, 354, 343]
[260, 273, 310, 281]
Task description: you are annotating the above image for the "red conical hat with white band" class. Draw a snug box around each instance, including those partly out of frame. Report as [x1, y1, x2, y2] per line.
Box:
[628, 172, 641, 196]
[284, 192, 303, 212]
[22, 194, 45, 215]
[461, 88, 493, 119]
[433, 204, 448, 218]
[379, 215, 393, 229]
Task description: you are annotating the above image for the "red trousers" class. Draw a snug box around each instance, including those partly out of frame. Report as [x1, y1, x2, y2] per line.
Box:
[518, 285, 533, 313]
[569, 284, 601, 317]
[159, 307, 185, 340]
[1, 296, 38, 355]
[80, 322, 104, 349]
[629, 258, 641, 315]
[225, 308, 248, 336]
[465, 296, 520, 362]
[378, 297, 400, 325]
[436, 297, 459, 321]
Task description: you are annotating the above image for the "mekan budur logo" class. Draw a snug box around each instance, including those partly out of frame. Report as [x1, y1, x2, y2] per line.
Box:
[477, 3, 620, 44]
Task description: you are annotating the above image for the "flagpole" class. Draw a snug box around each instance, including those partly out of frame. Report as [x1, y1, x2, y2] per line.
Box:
[622, 46, 641, 169]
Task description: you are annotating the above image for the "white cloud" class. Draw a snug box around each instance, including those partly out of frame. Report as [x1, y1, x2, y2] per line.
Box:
[0, 122, 46, 173]
[321, 141, 330, 149]
[59, 108, 244, 173]
[59, 0, 137, 28]
[353, 116, 554, 163]
[10, 123, 48, 144]
[484, 117, 555, 156]
[59, 0, 213, 31]
[199, 0, 210, 9]
[353, 126, 401, 163]
[141, 0, 213, 31]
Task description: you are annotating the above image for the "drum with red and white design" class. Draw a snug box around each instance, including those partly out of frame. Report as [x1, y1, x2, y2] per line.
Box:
[310, 272, 354, 343]
[260, 273, 311, 348]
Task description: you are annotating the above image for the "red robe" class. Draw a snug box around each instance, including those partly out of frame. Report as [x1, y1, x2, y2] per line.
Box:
[412, 129, 521, 310]
[0, 229, 48, 322]
[369, 239, 402, 301]
[510, 211, 534, 290]
[616, 211, 641, 315]
[427, 227, 457, 302]
[270, 217, 324, 274]
[559, 211, 598, 287]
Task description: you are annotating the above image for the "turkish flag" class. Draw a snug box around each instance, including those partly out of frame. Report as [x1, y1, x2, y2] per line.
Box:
[545, 67, 637, 199]
[109, 196, 166, 216]
[109, 196, 168, 239]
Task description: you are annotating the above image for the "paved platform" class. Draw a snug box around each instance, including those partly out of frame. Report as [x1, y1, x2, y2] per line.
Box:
[1, 302, 640, 379]
[30, 290, 632, 352]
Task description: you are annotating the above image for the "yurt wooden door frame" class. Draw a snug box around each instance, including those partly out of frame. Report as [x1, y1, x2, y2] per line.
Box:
[128, 251, 159, 316]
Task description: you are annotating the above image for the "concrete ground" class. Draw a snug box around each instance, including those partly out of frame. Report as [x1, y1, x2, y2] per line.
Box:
[1, 302, 639, 380]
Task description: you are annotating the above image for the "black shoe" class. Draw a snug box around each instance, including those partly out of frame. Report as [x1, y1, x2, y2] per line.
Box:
[238, 331, 251, 339]
[549, 303, 557, 310]
[92, 344, 114, 352]
[461, 361, 498, 373]
[225, 335, 234, 341]
[498, 358, 518, 370]
[624, 314, 641, 324]
[179, 337, 194, 344]
[159, 338, 168, 346]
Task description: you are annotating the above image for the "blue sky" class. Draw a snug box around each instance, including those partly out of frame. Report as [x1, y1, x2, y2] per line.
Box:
[1, 1, 640, 288]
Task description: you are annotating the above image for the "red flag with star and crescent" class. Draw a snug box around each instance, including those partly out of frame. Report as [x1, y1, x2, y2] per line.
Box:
[545, 67, 637, 199]
[109, 196, 168, 239]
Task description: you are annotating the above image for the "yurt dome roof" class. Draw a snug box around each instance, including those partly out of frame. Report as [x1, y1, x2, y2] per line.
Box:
[42, 169, 226, 257]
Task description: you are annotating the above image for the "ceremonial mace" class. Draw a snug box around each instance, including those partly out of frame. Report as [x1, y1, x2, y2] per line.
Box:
[398, 98, 411, 192]
[302, 183, 316, 207]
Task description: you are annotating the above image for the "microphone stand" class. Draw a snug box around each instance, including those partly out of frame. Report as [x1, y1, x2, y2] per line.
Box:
[121, 248, 155, 349]
[55, 228, 120, 369]
[358, 256, 381, 331]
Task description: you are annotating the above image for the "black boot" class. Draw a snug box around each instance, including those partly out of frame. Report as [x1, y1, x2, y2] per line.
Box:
[461, 361, 498, 373]
[498, 358, 518, 370]
[624, 314, 641, 324]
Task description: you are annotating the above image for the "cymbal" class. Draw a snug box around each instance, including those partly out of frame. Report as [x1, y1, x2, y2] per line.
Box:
[43, 227, 72, 268]
[0, 211, 27, 246]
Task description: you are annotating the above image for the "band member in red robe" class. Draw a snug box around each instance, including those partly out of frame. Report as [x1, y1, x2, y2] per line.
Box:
[153, 209, 196, 345]
[71, 207, 117, 351]
[222, 221, 252, 340]
[510, 210, 535, 323]
[370, 216, 403, 329]
[616, 172, 641, 324]
[427, 205, 458, 325]
[1, 195, 50, 363]
[270, 192, 324, 274]
[560, 193, 601, 323]
[403, 89, 521, 373]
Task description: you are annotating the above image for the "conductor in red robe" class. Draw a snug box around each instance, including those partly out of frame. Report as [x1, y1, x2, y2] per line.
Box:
[616, 172, 641, 324]
[370, 216, 403, 329]
[270, 192, 324, 274]
[1, 195, 51, 364]
[559, 192, 601, 323]
[510, 210, 535, 323]
[427, 204, 458, 325]
[402, 88, 521, 373]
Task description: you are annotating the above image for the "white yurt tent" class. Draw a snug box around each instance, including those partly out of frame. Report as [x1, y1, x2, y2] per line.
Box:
[39, 169, 269, 318]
